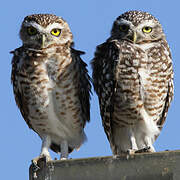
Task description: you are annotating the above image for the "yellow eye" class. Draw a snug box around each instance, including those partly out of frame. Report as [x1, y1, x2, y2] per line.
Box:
[142, 26, 152, 33]
[51, 28, 61, 37]
[119, 25, 129, 32]
[27, 26, 37, 36]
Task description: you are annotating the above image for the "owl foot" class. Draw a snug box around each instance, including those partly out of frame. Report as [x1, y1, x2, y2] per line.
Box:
[127, 146, 154, 154]
[134, 146, 151, 153]
[113, 154, 120, 159]
[33, 154, 51, 164]
[112, 150, 136, 160]
[32, 154, 51, 171]
[127, 149, 138, 155]
[31, 154, 51, 179]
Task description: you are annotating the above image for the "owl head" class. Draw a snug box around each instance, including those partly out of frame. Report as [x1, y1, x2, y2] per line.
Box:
[20, 14, 73, 49]
[111, 11, 165, 44]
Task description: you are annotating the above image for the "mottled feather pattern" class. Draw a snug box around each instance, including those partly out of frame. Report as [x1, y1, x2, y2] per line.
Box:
[11, 13, 92, 160]
[92, 41, 119, 152]
[71, 48, 91, 125]
[113, 40, 173, 126]
[145, 40, 174, 129]
[11, 12, 174, 159]
[93, 39, 173, 154]
[23, 14, 63, 28]
[116, 11, 160, 26]
[11, 47, 37, 129]
[92, 10, 174, 155]
[11, 43, 91, 154]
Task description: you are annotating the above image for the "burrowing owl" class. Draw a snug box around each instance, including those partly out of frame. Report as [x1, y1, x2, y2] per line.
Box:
[11, 14, 91, 161]
[91, 10, 173, 156]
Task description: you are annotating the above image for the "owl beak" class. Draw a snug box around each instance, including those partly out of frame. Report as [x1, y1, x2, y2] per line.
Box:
[133, 32, 137, 43]
[41, 34, 46, 48]
[127, 31, 137, 43]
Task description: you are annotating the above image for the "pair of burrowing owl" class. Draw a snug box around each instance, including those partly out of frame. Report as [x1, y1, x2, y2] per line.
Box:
[11, 11, 173, 161]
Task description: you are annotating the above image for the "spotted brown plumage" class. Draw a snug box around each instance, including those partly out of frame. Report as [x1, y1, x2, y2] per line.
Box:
[11, 14, 91, 161]
[91, 10, 173, 155]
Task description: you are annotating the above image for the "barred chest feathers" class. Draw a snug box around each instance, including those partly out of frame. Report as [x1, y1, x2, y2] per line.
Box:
[16, 46, 86, 149]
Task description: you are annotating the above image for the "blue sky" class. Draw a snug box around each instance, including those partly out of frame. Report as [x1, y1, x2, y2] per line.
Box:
[1, 0, 180, 179]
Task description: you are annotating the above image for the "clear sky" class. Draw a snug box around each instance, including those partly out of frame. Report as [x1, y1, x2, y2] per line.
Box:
[1, 0, 180, 179]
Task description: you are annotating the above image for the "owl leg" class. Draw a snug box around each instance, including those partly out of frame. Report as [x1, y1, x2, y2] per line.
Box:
[31, 136, 51, 177]
[32, 136, 51, 165]
[126, 128, 139, 155]
[60, 140, 69, 160]
[135, 136, 155, 153]
[144, 136, 155, 152]
[113, 136, 138, 159]
[40, 135, 52, 159]
[127, 135, 138, 155]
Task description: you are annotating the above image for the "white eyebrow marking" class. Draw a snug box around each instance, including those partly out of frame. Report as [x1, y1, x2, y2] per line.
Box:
[23, 22, 64, 33]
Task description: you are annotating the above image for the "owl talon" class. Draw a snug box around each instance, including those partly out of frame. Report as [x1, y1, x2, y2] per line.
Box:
[31, 160, 40, 172]
[113, 154, 120, 159]
[135, 146, 151, 153]
[32, 154, 51, 166]
[127, 149, 137, 155]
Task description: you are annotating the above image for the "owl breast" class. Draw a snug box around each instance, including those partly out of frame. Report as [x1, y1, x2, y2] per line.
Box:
[110, 40, 173, 151]
[113, 40, 171, 129]
[17, 49, 86, 149]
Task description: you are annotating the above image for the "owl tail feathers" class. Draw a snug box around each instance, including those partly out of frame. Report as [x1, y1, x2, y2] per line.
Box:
[50, 131, 87, 154]
[74, 131, 87, 151]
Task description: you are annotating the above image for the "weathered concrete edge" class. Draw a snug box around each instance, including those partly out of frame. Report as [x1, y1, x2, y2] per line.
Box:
[49, 149, 180, 164]
[30, 150, 180, 180]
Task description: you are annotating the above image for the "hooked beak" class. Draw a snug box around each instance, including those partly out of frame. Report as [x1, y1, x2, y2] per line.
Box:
[127, 31, 137, 44]
[132, 31, 137, 43]
[40, 34, 46, 48]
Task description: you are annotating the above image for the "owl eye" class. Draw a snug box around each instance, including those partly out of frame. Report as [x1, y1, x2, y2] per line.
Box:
[27, 26, 37, 36]
[142, 26, 152, 33]
[51, 28, 61, 37]
[119, 25, 129, 32]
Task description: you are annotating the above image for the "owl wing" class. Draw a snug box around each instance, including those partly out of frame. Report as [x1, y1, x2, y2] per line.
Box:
[71, 48, 91, 126]
[11, 48, 33, 129]
[157, 79, 174, 130]
[51, 49, 91, 153]
[91, 40, 119, 152]
[156, 51, 174, 130]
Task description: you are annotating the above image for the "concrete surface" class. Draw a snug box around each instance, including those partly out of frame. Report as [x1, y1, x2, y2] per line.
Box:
[29, 150, 180, 180]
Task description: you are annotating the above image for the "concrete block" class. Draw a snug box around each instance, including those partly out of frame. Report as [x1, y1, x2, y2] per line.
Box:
[29, 150, 180, 180]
